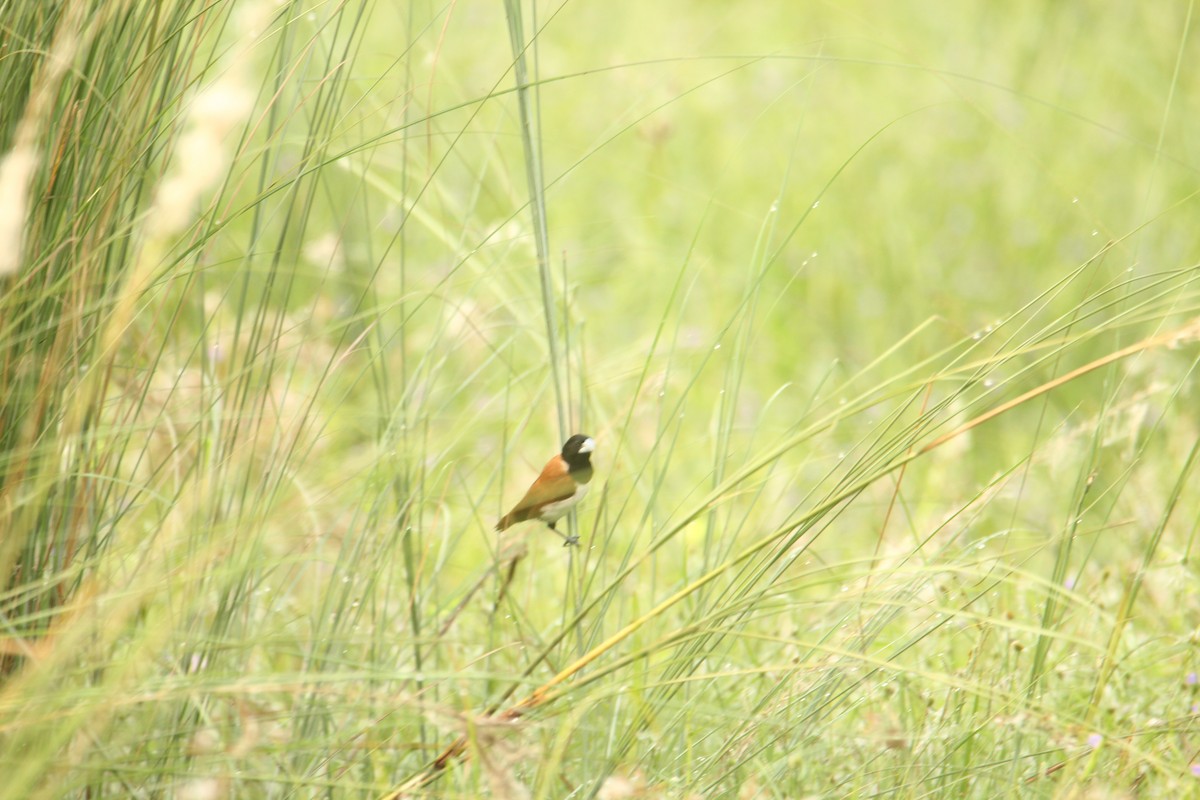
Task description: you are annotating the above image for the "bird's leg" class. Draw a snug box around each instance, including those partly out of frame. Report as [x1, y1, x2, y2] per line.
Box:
[547, 521, 579, 547]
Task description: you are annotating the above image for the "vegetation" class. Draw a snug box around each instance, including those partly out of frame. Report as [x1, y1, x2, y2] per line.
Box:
[1, 1, 1198, 797]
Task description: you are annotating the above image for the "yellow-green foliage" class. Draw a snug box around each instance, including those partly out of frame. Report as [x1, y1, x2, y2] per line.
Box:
[1, 1, 1198, 798]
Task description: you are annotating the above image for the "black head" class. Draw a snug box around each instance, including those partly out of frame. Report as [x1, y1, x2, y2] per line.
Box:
[561, 434, 595, 470]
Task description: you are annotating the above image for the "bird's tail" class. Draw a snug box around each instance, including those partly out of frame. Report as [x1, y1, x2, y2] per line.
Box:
[495, 513, 513, 532]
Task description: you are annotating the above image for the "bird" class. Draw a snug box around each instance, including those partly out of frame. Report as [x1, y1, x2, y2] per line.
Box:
[496, 434, 595, 546]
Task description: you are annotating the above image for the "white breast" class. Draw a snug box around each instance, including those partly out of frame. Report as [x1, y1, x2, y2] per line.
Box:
[537, 483, 589, 523]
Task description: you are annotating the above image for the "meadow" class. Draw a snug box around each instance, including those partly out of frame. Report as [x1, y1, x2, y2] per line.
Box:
[2, 1, 1199, 797]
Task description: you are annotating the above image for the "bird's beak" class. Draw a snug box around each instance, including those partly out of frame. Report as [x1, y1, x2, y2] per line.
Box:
[579, 437, 595, 454]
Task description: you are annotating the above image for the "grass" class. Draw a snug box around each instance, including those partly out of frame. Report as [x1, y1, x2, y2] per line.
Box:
[2, 0, 1200, 798]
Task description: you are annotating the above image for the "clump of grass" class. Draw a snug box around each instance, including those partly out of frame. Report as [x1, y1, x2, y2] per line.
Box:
[3, 1, 1200, 798]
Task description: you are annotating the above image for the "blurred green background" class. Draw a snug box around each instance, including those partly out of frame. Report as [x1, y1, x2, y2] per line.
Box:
[1, 1, 1198, 797]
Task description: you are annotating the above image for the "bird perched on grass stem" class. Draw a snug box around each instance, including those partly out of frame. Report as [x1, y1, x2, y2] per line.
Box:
[496, 434, 595, 546]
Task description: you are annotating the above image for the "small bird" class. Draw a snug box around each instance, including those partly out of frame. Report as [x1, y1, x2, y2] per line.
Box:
[496, 434, 595, 546]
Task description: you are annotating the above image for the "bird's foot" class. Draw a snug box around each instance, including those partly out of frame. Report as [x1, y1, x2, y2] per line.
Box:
[547, 522, 579, 547]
